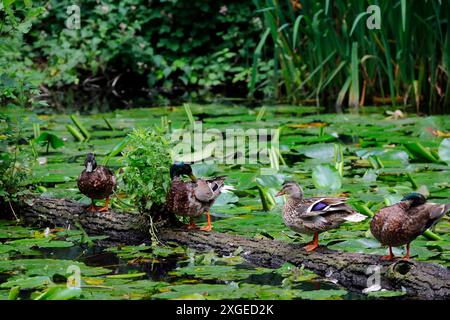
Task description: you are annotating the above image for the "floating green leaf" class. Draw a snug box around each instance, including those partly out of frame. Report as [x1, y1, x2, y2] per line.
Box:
[312, 165, 342, 190]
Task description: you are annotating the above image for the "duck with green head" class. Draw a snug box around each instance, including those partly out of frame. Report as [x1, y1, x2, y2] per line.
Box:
[77, 153, 116, 212]
[276, 181, 366, 252]
[165, 162, 225, 231]
[370, 193, 449, 261]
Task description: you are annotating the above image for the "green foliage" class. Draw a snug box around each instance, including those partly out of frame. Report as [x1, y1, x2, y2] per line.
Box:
[0, 111, 31, 203]
[252, 0, 449, 112]
[312, 164, 342, 191]
[17, 1, 260, 102]
[0, 1, 46, 110]
[120, 128, 173, 211]
[34, 132, 64, 154]
[438, 139, 450, 165]
[1, 1, 449, 113]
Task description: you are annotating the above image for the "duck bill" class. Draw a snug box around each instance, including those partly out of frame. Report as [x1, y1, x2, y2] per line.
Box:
[275, 191, 285, 197]
[188, 173, 198, 183]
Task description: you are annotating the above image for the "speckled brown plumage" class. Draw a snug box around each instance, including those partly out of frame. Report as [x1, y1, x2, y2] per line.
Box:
[276, 181, 366, 252]
[165, 176, 225, 218]
[371, 199, 449, 248]
[282, 196, 359, 234]
[77, 166, 116, 200]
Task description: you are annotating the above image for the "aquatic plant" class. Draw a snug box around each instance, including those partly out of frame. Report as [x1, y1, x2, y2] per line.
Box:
[119, 127, 174, 211]
[251, 0, 449, 113]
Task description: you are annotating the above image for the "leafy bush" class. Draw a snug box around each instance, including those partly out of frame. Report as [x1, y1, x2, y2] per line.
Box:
[21, 1, 260, 102]
[119, 127, 173, 211]
[0, 1, 47, 110]
[0, 111, 31, 204]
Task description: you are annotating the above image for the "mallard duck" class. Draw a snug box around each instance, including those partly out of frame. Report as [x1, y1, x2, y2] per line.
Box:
[370, 193, 449, 261]
[77, 153, 116, 212]
[165, 162, 225, 231]
[276, 181, 366, 252]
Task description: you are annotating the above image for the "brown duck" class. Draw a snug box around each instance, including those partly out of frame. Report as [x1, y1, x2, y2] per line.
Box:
[77, 153, 116, 212]
[165, 163, 225, 231]
[370, 193, 449, 260]
[276, 181, 366, 252]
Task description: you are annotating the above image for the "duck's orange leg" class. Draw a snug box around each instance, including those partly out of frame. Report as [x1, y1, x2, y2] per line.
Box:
[97, 197, 110, 212]
[200, 210, 213, 231]
[402, 243, 411, 260]
[381, 246, 395, 261]
[303, 233, 319, 252]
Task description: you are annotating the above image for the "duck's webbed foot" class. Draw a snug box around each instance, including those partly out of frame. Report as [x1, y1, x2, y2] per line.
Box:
[402, 243, 411, 260]
[185, 217, 197, 229]
[303, 243, 319, 252]
[200, 211, 213, 232]
[380, 246, 396, 261]
[97, 197, 110, 213]
[87, 200, 101, 212]
[303, 233, 319, 252]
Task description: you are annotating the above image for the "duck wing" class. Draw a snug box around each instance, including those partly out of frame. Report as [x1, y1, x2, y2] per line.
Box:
[300, 197, 366, 226]
[404, 202, 449, 236]
[300, 197, 355, 216]
[194, 177, 226, 202]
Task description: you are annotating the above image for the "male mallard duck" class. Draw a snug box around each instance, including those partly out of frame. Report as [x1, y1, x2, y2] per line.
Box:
[165, 162, 225, 231]
[77, 153, 116, 212]
[370, 193, 449, 261]
[276, 181, 366, 252]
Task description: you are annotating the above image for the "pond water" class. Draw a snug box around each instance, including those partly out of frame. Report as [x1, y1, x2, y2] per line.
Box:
[1, 104, 449, 300]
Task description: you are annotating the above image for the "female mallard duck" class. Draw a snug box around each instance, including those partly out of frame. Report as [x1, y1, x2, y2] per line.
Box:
[165, 162, 225, 231]
[370, 193, 449, 261]
[77, 153, 116, 212]
[276, 181, 366, 252]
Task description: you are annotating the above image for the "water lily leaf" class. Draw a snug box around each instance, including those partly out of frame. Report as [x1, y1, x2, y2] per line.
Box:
[367, 290, 406, 298]
[106, 273, 146, 279]
[255, 174, 285, 189]
[169, 265, 271, 281]
[7, 238, 74, 248]
[296, 143, 336, 160]
[152, 284, 231, 300]
[212, 191, 239, 207]
[0, 259, 110, 277]
[191, 163, 217, 177]
[438, 138, 450, 165]
[34, 286, 82, 300]
[0, 276, 53, 289]
[34, 132, 64, 149]
[296, 289, 347, 300]
[312, 165, 342, 190]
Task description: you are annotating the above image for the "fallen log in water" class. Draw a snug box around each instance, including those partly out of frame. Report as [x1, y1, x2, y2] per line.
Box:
[14, 196, 450, 300]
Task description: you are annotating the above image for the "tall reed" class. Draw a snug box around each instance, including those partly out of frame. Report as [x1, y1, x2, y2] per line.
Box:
[251, 0, 449, 114]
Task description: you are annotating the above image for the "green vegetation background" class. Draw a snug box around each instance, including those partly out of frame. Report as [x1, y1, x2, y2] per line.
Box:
[1, 1, 449, 112]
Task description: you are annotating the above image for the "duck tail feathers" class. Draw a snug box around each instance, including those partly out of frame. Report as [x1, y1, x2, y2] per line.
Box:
[343, 212, 367, 222]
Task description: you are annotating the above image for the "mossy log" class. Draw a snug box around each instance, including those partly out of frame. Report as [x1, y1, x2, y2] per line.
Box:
[13, 196, 450, 300]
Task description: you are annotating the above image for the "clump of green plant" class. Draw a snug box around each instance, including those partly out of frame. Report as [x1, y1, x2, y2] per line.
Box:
[0, 112, 31, 217]
[119, 127, 174, 211]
